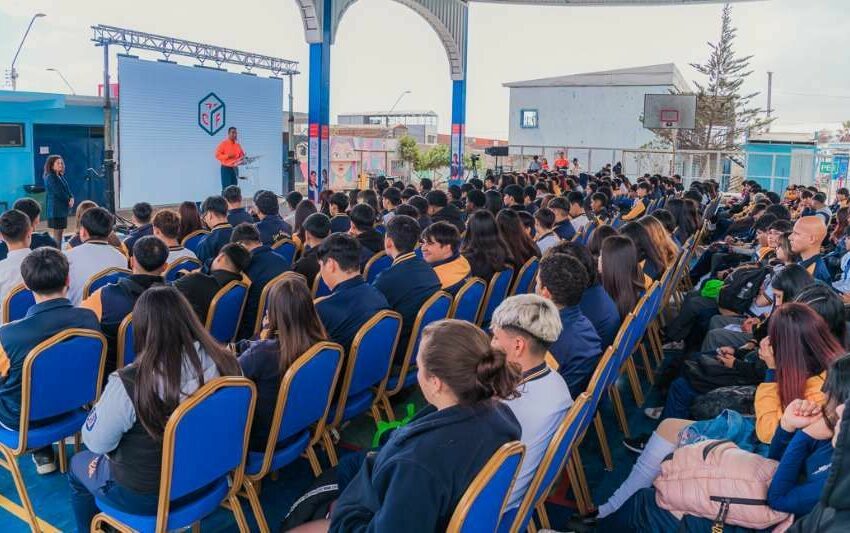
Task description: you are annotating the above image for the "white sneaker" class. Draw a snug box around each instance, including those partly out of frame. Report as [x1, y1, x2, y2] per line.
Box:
[644, 406, 664, 420]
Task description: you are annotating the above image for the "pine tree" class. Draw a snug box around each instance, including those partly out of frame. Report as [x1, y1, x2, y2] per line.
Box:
[655, 3, 771, 151]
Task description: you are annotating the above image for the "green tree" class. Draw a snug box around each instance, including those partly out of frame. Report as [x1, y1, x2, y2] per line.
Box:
[398, 135, 419, 166]
[415, 144, 450, 172]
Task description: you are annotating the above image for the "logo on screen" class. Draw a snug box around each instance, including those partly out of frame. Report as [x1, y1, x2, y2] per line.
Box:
[198, 93, 225, 136]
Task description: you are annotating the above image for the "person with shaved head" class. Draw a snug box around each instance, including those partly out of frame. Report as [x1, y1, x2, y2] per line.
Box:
[790, 216, 831, 283]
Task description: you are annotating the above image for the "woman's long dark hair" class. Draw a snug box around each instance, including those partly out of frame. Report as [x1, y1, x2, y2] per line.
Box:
[587, 224, 618, 259]
[357, 189, 381, 222]
[462, 210, 511, 273]
[666, 198, 699, 241]
[178, 201, 203, 241]
[768, 303, 843, 409]
[822, 354, 850, 430]
[419, 319, 520, 405]
[132, 286, 240, 439]
[794, 284, 848, 349]
[599, 235, 644, 318]
[496, 209, 540, 267]
[43, 155, 63, 176]
[620, 222, 665, 278]
[484, 190, 503, 217]
[294, 199, 318, 243]
[265, 277, 328, 375]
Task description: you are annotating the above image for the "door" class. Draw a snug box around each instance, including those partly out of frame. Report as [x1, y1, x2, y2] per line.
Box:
[32, 124, 106, 208]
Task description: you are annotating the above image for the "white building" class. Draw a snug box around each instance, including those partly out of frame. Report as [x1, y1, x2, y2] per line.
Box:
[504, 63, 692, 166]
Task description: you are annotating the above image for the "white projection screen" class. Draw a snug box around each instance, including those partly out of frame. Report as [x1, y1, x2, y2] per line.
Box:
[117, 56, 283, 208]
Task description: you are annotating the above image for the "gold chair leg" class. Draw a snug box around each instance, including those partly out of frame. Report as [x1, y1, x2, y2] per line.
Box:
[322, 431, 339, 467]
[638, 344, 655, 386]
[624, 357, 645, 407]
[304, 446, 323, 477]
[370, 404, 382, 422]
[228, 494, 251, 533]
[0, 445, 40, 532]
[381, 394, 396, 422]
[91, 513, 134, 533]
[192, 522, 201, 533]
[57, 442, 67, 474]
[243, 480, 269, 533]
[572, 447, 593, 510]
[609, 386, 631, 438]
[566, 456, 588, 516]
[535, 501, 550, 530]
[593, 412, 613, 472]
[73, 432, 81, 453]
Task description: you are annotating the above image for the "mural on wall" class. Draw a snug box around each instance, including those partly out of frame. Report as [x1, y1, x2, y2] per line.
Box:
[298, 137, 401, 191]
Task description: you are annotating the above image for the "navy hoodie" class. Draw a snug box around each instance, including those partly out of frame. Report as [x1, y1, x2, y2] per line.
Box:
[330, 401, 521, 532]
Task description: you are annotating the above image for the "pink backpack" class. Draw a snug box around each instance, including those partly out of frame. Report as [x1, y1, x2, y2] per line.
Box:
[653, 439, 795, 532]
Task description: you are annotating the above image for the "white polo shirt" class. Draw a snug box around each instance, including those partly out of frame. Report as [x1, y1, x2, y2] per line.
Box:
[166, 246, 197, 265]
[0, 248, 31, 324]
[503, 363, 573, 510]
[65, 241, 128, 305]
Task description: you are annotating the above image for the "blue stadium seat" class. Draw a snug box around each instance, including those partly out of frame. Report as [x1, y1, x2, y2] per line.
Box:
[450, 277, 486, 324]
[82, 267, 131, 300]
[205, 279, 249, 343]
[363, 251, 393, 284]
[479, 269, 515, 328]
[180, 230, 209, 254]
[2, 283, 35, 323]
[312, 275, 331, 299]
[163, 257, 202, 283]
[511, 257, 539, 296]
[117, 314, 135, 368]
[271, 238, 298, 266]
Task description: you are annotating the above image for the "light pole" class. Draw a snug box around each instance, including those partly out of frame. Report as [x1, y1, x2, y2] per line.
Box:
[46, 67, 75, 94]
[386, 90, 411, 126]
[8, 13, 47, 91]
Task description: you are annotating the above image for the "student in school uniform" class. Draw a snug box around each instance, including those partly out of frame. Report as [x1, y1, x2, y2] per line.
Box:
[64, 207, 128, 305]
[81, 236, 167, 373]
[568, 191, 590, 233]
[621, 182, 652, 221]
[173, 243, 251, 323]
[314, 233, 389, 352]
[151, 210, 197, 264]
[195, 196, 233, 266]
[348, 204, 384, 269]
[293, 213, 331, 289]
[122, 202, 154, 257]
[420, 221, 471, 295]
[381, 187, 402, 225]
[372, 215, 441, 362]
[328, 192, 352, 233]
[0, 198, 58, 260]
[533, 207, 560, 255]
[223, 185, 254, 227]
[0, 209, 32, 316]
[0, 248, 100, 474]
[254, 190, 292, 246]
[230, 223, 291, 341]
[547, 197, 577, 241]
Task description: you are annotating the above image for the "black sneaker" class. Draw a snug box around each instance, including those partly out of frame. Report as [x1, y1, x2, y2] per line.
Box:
[31, 446, 56, 475]
[623, 434, 650, 454]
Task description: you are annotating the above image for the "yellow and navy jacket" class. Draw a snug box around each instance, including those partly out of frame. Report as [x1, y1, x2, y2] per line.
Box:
[81, 274, 164, 373]
[195, 223, 233, 265]
[173, 269, 243, 324]
[238, 246, 291, 341]
[373, 252, 441, 362]
[122, 223, 153, 257]
[256, 215, 292, 246]
[799, 254, 832, 285]
[430, 253, 471, 295]
[621, 196, 649, 221]
[227, 207, 254, 227]
[316, 276, 389, 353]
[0, 298, 100, 428]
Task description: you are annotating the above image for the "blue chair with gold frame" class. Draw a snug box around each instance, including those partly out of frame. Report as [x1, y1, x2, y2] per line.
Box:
[449, 277, 486, 324]
[2, 283, 35, 323]
[205, 279, 250, 344]
[323, 310, 402, 463]
[510, 257, 539, 296]
[163, 257, 202, 283]
[271, 238, 298, 266]
[91, 377, 257, 533]
[116, 314, 135, 369]
[180, 229, 209, 254]
[478, 268, 515, 328]
[83, 267, 132, 300]
[252, 272, 307, 337]
[239, 342, 343, 532]
[0, 329, 106, 532]
[446, 441, 525, 533]
[363, 251, 393, 284]
[381, 291, 452, 420]
[311, 275, 331, 299]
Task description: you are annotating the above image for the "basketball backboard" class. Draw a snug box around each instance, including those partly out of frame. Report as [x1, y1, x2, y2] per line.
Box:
[643, 94, 697, 130]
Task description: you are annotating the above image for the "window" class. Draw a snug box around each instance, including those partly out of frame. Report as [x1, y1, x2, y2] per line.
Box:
[0, 123, 24, 147]
[520, 110, 538, 129]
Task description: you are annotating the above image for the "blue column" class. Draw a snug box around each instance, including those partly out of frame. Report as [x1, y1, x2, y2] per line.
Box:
[307, 0, 332, 203]
[449, 13, 469, 188]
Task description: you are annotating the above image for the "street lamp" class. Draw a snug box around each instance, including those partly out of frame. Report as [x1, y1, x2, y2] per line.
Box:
[8, 13, 47, 91]
[386, 90, 411, 126]
[46, 68, 76, 95]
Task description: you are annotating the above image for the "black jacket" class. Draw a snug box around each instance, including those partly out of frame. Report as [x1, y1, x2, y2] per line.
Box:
[173, 269, 242, 323]
[294, 245, 321, 289]
[431, 204, 465, 232]
[357, 229, 385, 268]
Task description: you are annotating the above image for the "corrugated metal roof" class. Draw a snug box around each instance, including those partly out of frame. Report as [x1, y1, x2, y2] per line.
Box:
[503, 63, 691, 91]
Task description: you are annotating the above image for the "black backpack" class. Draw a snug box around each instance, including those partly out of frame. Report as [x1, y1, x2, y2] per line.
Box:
[717, 265, 771, 315]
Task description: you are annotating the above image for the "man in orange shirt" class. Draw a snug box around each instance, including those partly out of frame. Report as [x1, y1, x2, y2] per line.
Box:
[215, 127, 245, 191]
[554, 151, 568, 171]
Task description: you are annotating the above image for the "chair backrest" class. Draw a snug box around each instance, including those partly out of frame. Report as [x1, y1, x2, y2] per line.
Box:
[363, 252, 393, 284]
[163, 257, 203, 283]
[117, 314, 135, 368]
[447, 441, 526, 533]
[449, 277, 486, 324]
[2, 283, 35, 323]
[205, 279, 250, 343]
[19, 329, 107, 451]
[580, 220, 598, 246]
[508, 393, 591, 533]
[252, 272, 307, 336]
[312, 275, 332, 299]
[180, 229, 209, 254]
[331, 311, 402, 428]
[479, 269, 515, 326]
[511, 257, 539, 296]
[160, 377, 255, 520]
[82, 267, 131, 299]
[271, 238, 298, 266]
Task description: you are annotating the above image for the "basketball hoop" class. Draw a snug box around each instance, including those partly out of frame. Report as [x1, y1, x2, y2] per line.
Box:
[660, 109, 679, 129]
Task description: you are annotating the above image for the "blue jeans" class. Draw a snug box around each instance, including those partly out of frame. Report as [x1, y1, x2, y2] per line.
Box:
[662, 376, 700, 419]
[599, 487, 680, 531]
[68, 451, 158, 533]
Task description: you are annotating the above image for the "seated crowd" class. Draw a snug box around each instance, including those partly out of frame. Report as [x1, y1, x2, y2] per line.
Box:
[1, 165, 850, 533]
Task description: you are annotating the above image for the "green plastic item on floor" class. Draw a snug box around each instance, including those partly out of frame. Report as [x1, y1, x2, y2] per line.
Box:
[372, 403, 416, 448]
[700, 279, 723, 300]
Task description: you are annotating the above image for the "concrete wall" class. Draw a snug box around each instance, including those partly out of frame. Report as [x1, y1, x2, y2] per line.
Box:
[508, 84, 675, 151]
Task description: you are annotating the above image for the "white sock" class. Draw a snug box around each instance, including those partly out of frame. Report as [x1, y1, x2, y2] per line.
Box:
[597, 431, 676, 518]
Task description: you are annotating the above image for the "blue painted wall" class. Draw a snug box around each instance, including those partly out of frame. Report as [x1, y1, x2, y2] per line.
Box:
[744, 141, 817, 193]
[0, 91, 105, 209]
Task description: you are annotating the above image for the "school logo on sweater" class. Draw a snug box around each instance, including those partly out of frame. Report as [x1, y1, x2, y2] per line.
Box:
[198, 93, 225, 136]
